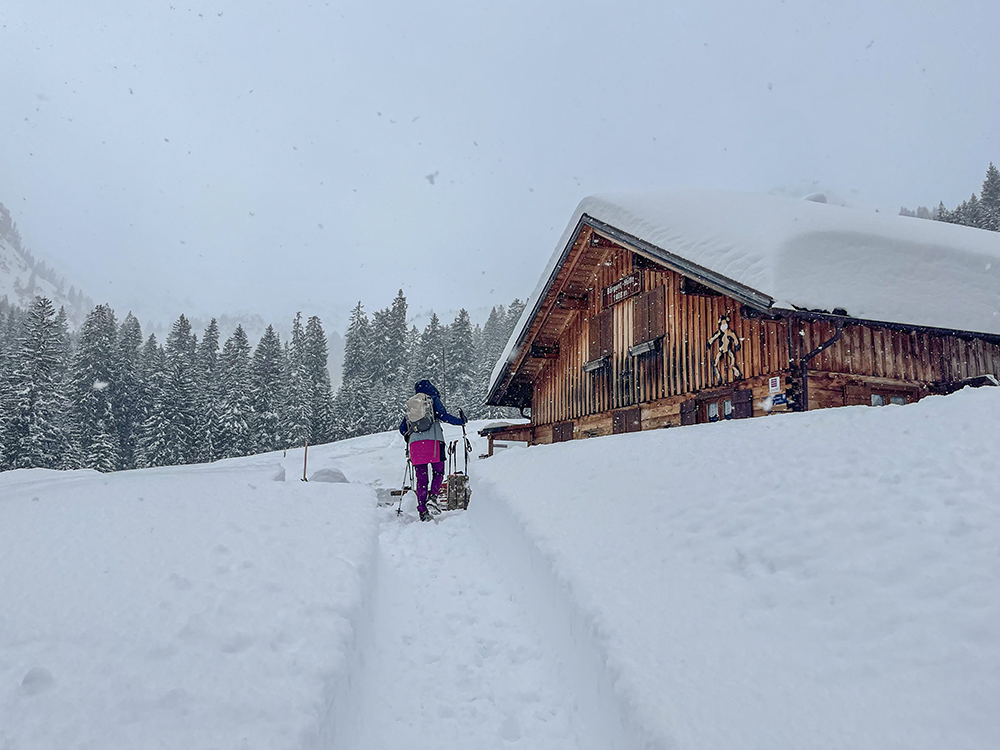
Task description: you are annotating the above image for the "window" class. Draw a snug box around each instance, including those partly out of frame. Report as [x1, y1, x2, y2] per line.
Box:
[871, 391, 907, 407]
[705, 398, 733, 423]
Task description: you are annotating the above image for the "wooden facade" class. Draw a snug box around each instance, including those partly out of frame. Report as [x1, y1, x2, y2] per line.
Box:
[485, 217, 1000, 447]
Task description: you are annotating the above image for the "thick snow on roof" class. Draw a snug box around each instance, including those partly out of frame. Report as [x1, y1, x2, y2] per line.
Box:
[490, 189, 1000, 394]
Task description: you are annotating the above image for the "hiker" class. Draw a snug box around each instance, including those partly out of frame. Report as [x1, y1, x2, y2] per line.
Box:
[399, 379, 466, 521]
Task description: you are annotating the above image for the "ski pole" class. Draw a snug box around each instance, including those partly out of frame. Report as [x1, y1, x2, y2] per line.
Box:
[460, 412, 470, 474]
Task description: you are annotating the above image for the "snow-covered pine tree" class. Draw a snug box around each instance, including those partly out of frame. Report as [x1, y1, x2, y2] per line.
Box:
[250, 325, 283, 452]
[69, 304, 121, 472]
[471, 304, 508, 419]
[333, 302, 372, 439]
[215, 325, 254, 459]
[279, 313, 312, 448]
[52, 306, 81, 469]
[2, 297, 75, 469]
[305, 315, 336, 445]
[137, 334, 169, 467]
[981, 162, 1000, 231]
[505, 298, 526, 333]
[413, 312, 446, 396]
[365, 306, 394, 432]
[195, 319, 221, 461]
[365, 290, 410, 431]
[368, 306, 392, 389]
[393, 323, 421, 420]
[154, 314, 200, 465]
[445, 309, 475, 415]
[112, 313, 144, 470]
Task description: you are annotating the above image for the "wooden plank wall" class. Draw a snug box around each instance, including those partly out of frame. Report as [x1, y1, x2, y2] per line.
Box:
[532, 247, 790, 425]
[795, 320, 1000, 384]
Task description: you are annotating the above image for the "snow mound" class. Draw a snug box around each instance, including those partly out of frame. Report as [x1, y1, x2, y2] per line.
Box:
[0, 450, 379, 748]
[310, 467, 349, 483]
[470, 387, 1000, 750]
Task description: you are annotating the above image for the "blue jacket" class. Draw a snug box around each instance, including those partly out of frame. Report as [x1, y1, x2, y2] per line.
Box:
[398, 380, 465, 437]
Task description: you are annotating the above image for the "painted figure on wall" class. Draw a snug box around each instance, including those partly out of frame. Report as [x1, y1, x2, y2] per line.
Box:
[706, 313, 742, 382]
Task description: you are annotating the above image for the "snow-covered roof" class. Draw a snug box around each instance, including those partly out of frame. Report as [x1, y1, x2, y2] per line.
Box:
[490, 189, 1000, 396]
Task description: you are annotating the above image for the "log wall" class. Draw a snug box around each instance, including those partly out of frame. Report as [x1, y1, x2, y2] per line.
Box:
[532, 246, 789, 425]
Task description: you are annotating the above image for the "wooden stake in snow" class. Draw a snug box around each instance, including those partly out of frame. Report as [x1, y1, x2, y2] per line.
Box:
[301, 441, 309, 482]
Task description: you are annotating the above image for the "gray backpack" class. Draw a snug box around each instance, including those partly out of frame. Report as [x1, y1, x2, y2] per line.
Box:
[405, 393, 435, 434]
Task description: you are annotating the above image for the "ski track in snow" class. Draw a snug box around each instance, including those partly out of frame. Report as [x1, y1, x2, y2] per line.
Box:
[342, 505, 582, 749]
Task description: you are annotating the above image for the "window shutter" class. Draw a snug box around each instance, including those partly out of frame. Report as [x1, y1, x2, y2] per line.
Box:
[733, 389, 753, 419]
[588, 315, 601, 361]
[553, 421, 574, 443]
[632, 286, 666, 345]
[612, 407, 641, 434]
[599, 309, 614, 357]
[680, 399, 697, 426]
[649, 285, 665, 340]
[633, 292, 649, 343]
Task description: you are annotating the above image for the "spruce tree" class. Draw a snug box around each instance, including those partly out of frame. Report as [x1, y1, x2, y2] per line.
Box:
[414, 312, 446, 395]
[394, 324, 421, 420]
[981, 162, 1000, 231]
[216, 325, 254, 458]
[279, 313, 312, 447]
[113, 313, 144, 469]
[472, 304, 508, 419]
[305, 315, 336, 444]
[195, 319, 221, 461]
[69, 304, 121, 472]
[250, 325, 284, 452]
[152, 314, 200, 465]
[445, 309, 475, 414]
[2, 297, 75, 469]
[137, 334, 170, 468]
[333, 302, 372, 439]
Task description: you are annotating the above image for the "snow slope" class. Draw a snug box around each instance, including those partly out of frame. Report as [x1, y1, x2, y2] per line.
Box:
[472, 387, 1000, 750]
[0, 454, 379, 749]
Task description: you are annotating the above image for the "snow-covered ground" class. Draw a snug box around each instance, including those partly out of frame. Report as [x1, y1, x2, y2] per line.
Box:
[474, 387, 1000, 750]
[0, 454, 379, 749]
[3, 391, 999, 749]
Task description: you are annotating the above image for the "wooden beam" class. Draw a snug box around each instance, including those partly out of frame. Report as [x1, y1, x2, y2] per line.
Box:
[530, 343, 560, 359]
[556, 292, 588, 310]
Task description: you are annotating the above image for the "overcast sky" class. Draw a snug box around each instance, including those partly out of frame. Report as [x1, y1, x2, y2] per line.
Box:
[2, 0, 998, 332]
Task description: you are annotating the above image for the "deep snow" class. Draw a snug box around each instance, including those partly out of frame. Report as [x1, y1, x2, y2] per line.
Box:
[0, 455, 379, 749]
[474, 387, 1000, 750]
[3, 391, 999, 749]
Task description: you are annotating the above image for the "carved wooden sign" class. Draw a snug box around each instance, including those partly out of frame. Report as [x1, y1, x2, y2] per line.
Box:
[603, 270, 641, 308]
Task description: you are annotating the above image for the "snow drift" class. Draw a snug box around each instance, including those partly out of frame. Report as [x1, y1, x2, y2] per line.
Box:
[471, 387, 1000, 750]
[0, 452, 379, 749]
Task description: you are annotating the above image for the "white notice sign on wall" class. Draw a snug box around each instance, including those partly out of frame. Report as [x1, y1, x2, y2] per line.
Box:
[768, 376, 781, 394]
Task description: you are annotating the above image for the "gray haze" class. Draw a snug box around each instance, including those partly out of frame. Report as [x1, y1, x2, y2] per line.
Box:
[2, 0, 998, 331]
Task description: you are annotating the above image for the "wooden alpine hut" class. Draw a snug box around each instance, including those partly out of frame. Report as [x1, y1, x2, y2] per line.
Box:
[482, 190, 1000, 450]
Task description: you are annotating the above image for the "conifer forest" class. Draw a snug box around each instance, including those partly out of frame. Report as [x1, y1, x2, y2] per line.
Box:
[0, 291, 523, 472]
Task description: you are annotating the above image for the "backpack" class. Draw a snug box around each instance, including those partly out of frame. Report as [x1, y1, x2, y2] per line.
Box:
[405, 392, 436, 434]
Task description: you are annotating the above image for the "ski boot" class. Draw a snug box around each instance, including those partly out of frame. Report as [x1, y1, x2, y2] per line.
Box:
[418, 506, 432, 522]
